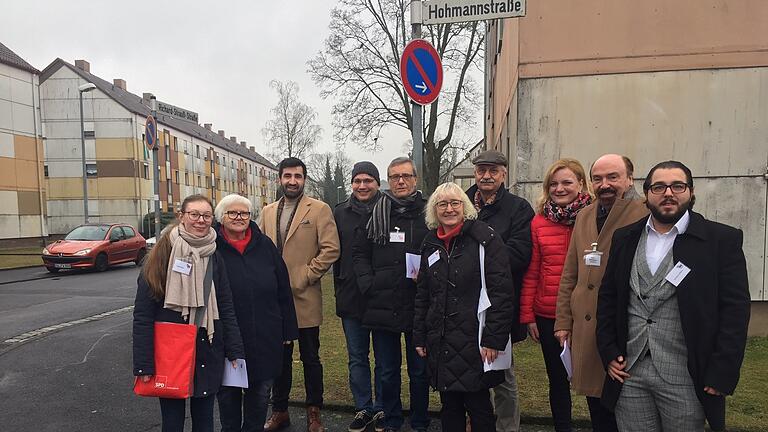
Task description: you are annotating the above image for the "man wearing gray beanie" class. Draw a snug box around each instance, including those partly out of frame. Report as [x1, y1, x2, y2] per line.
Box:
[333, 161, 384, 431]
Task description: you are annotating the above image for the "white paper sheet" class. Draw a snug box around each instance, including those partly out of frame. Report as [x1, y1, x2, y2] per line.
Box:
[405, 253, 421, 280]
[560, 340, 573, 381]
[477, 244, 512, 372]
[222, 358, 249, 388]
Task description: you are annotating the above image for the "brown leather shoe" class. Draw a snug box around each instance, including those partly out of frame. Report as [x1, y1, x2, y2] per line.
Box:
[264, 410, 291, 431]
[307, 406, 325, 432]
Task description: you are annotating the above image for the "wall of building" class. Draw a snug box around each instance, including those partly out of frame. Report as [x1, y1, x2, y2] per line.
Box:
[0, 62, 46, 239]
[484, 0, 768, 305]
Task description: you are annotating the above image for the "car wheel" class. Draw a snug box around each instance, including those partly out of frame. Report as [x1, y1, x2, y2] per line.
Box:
[135, 248, 146, 266]
[46, 267, 60, 274]
[95, 253, 109, 272]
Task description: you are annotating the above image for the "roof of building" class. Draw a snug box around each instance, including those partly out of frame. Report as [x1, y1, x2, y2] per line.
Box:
[0, 42, 39, 74]
[39, 58, 276, 170]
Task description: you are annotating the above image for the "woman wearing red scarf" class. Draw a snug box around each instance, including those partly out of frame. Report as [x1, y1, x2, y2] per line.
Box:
[213, 194, 299, 432]
[520, 158, 592, 432]
[413, 182, 513, 432]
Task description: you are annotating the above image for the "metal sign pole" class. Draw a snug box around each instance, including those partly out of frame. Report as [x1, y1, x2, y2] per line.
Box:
[411, 0, 424, 191]
[149, 96, 162, 238]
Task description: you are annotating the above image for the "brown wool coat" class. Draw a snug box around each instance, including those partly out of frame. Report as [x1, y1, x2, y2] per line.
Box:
[554, 194, 648, 397]
[259, 195, 340, 328]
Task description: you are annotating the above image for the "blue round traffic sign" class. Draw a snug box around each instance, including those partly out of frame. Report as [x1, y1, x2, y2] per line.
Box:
[145, 115, 157, 150]
[400, 39, 443, 105]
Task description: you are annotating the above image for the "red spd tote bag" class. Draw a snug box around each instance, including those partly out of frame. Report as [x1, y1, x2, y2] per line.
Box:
[133, 322, 198, 398]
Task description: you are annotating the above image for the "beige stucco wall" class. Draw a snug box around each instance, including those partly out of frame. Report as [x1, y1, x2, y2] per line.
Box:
[487, 0, 768, 148]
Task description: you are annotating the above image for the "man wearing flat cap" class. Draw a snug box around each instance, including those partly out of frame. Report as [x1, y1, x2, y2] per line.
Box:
[465, 150, 534, 432]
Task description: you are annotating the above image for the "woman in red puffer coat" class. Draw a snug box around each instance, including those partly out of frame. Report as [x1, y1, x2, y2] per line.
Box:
[520, 158, 592, 432]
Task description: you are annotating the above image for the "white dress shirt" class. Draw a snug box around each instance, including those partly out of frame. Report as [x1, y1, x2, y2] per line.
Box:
[645, 210, 690, 275]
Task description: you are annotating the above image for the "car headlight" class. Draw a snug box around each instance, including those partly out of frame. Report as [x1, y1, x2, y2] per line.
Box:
[42, 248, 50, 255]
[74, 248, 92, 256]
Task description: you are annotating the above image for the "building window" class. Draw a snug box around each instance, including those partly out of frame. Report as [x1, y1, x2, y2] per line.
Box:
[86, 163, 98, 177]
[185, 172, 189, 185]
[167, 179, 172, 197]
[44, 164, 49, 177]
[183, 141, 189, 154]
[196, 145, 200, 159]
[84, 130, 95, 138]
[143, 163, 149, 179]
[165, 144, 170, 161]
[197, 175, 201, 187]
[174, 170, 180, 184]
[206, 176, 211, 188]
[216, 155, 220, 164]
[173, 136, 178, 151]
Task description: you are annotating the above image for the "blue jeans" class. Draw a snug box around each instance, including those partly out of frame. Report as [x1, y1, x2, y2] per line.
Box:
[217, 379, 273, 432]
[372, 329, 430, 429]
[342, 318, 383, 415]
[159, 394, 215, 432]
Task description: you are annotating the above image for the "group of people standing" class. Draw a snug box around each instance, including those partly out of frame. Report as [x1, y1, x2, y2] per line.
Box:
[133, 149, 751, 432]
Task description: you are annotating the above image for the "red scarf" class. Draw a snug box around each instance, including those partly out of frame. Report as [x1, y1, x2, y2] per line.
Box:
[223, 227, 251, 255]
[437, 222, 464, 249]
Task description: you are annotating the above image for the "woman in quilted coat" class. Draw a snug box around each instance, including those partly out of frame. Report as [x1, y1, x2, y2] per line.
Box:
[413, 182, 513, 432]
[519, 159, 592, 432]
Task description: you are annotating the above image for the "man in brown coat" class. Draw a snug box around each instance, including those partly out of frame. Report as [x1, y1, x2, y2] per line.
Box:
[259, 157, 340, 432]
[554, 154, 648, 432]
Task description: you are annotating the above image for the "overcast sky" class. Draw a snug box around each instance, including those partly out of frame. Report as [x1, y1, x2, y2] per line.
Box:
[2, 0, 416, 175]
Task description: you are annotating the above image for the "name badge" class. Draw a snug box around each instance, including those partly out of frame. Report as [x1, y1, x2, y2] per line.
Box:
[584, 251, 602, 267]
[389, 231, 405, 243]
[172, 259, 192, 275]
[665, 262, 691, 286]
[428, 250, 441, 267]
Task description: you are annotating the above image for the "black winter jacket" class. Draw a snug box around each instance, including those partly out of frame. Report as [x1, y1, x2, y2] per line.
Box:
[353, 194, 428, 332]
[215, 221, 299, 382]
[465, 184, 534, 342]
[132, 252, 244, 398]
[413, 220, 514, 392]
[333, 195, 378, 319]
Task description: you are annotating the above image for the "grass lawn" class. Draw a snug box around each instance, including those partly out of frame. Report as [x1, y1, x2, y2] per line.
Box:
[287, 276, 767, 430]
[0, 247, 43, 269]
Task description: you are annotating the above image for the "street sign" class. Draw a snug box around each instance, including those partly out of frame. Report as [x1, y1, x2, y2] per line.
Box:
[421, 0, 526, 25]
[145, 115, 157, 150]
[400, 39, 443, 106]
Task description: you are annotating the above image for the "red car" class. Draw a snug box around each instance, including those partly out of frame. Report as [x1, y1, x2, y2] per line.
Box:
[42, 223, 147, 273]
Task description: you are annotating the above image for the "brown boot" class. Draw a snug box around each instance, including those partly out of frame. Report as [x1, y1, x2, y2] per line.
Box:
[264, 410, 290, 431]
[306, 406, 325, 432]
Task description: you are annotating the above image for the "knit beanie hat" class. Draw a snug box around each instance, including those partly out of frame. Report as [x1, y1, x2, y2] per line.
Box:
[351, 161, 380, 185]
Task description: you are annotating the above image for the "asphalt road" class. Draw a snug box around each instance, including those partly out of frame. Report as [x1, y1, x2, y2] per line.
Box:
[0, 266, 587, 431]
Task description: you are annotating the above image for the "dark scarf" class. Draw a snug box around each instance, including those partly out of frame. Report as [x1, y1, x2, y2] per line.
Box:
[473, 188, 497, 212]
[543, 192, 592, 226]
[349, 190, 381, 216]
[276, 195, 300, 254]
[367, 189, 421, 245]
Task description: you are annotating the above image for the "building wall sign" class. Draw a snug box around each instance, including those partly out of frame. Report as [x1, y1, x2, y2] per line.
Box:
[157, 101, 199, 123]
[421, 0, 525, 25]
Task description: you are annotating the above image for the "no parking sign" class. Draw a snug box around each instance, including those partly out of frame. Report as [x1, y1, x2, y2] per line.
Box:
[400, 39, 443, 105]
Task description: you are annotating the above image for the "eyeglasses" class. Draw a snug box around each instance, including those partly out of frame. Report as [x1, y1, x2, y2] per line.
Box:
[436, 200, 463, 210]
[648, 182, 689, 195]
[183, 212, 214, 222]
[388, 173, 416, 182]
[226, 211, 251, 220]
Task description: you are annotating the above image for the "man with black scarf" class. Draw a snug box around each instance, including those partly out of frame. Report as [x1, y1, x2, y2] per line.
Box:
[333, 161, 385, 432]
[353, 157, 430, 432]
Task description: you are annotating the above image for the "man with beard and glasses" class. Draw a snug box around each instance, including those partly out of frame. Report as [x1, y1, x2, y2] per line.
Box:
[596, 161, 750, 432]
[333, 162, 385, 432]
[554, 154, 648, 432]
[260, 157, 340, 432]
[353, 156, 430, 432]
[464, 150, 534, 432]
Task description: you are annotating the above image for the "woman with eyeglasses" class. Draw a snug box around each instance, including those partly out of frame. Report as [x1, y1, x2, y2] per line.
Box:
[519, 158, 592, 432]
[212, 194, 299, 432]
[413, 182, 513, 432]
[133, 194, 244, 432]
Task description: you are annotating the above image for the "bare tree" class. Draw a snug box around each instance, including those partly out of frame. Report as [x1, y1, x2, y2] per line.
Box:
[262, 80, 323, 162]
[308, 0, 484, 193]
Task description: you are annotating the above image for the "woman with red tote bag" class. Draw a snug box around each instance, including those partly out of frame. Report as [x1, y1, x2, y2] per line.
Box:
[133, 194, 244, 432]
